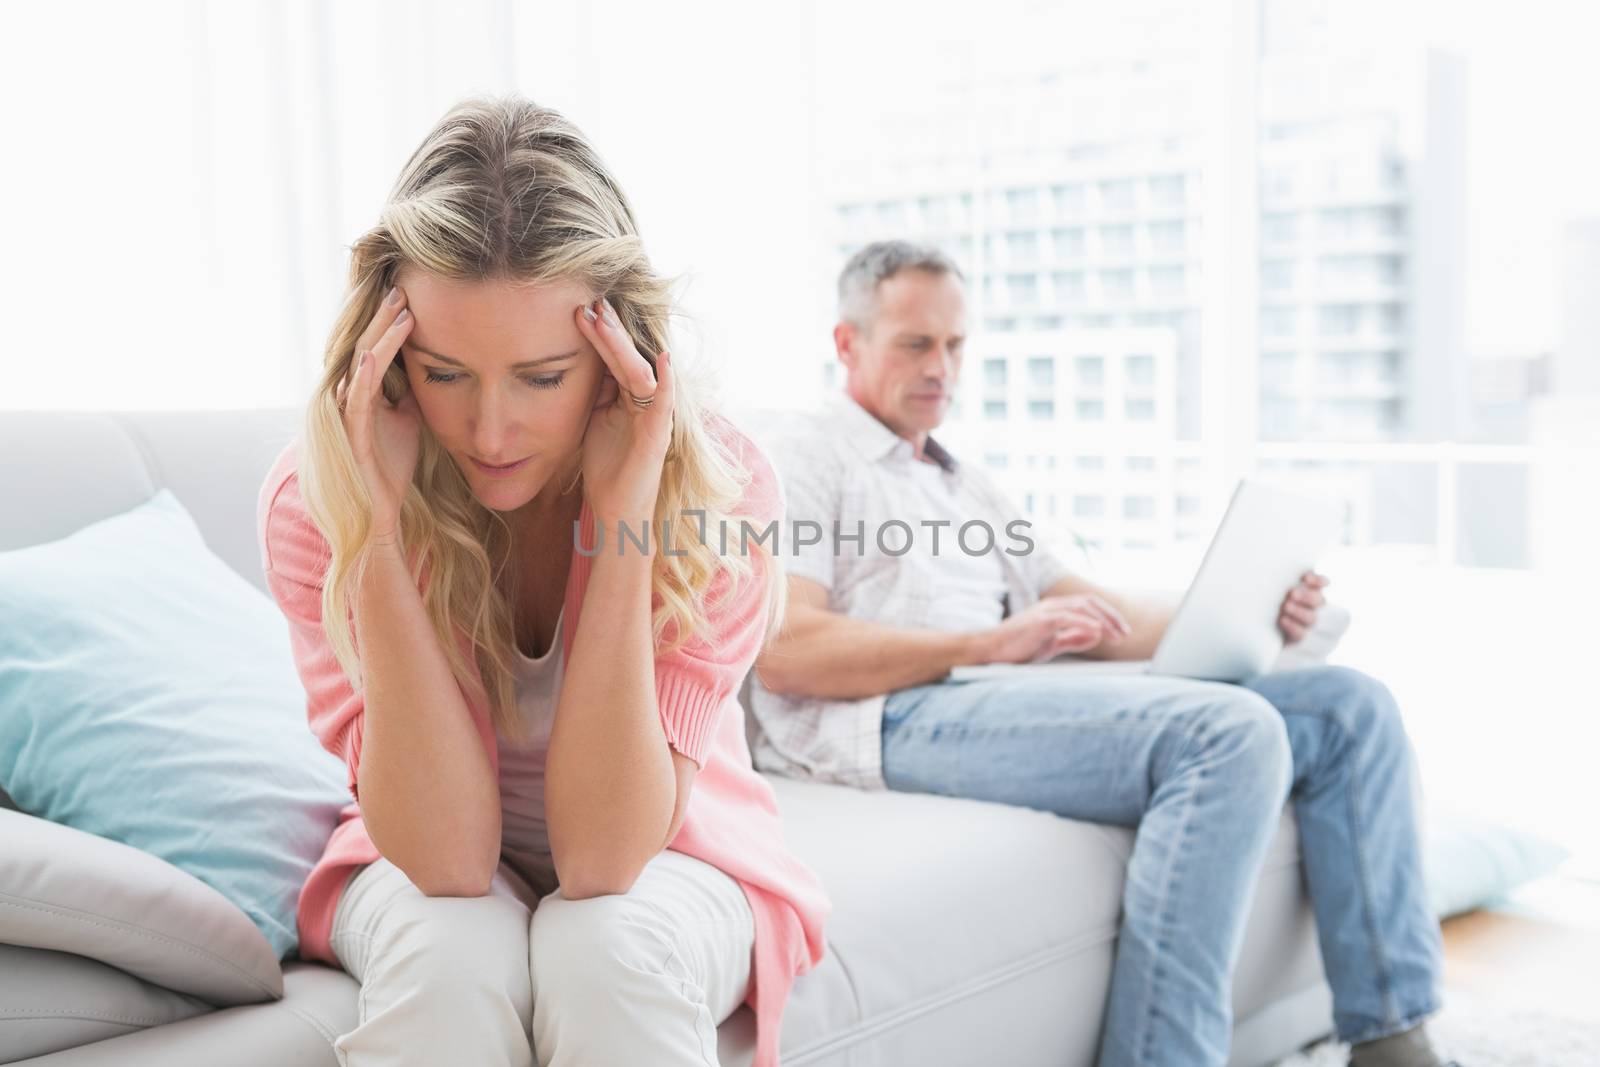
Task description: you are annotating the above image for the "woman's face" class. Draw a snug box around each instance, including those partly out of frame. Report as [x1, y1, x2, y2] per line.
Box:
[392, 270, 604, 515]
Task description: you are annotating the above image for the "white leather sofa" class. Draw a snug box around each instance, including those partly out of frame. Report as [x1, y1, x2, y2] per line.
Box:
[0, 407, 1337, 1065]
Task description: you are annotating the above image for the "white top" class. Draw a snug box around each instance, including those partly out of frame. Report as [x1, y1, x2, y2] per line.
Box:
[495, 607, 565, 899]
[744, 392, 1077, 792]
[903, 456, 1008, 632]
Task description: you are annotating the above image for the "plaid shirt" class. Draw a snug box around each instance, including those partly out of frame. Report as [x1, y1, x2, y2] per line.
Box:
[744, 393, 1075, 791]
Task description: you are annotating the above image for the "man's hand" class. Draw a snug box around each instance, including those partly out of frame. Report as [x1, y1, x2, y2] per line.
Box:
[977, 594, 1133, 664]
[1278, 571, 1329, 644]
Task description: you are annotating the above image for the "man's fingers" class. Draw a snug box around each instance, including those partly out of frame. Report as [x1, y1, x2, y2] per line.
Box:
[1085, 595, 1132, 636]
[1282, 601, 1317, 628]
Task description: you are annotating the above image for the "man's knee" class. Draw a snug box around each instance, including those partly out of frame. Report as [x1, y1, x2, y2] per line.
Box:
[1305, 664, 1408, 749]
[1196, 687, 1294, 803]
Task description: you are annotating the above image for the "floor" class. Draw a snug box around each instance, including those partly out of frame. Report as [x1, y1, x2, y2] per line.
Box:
[1439, 895, 1600, 1027]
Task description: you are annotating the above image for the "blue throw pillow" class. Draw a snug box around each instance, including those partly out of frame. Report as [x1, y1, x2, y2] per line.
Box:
[0, 489, 350, 959]
[1425, 811, 1570, 919]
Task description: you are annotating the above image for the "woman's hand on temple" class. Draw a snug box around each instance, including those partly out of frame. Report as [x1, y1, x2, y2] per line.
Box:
[334, 285, 421, 546]
[573, 296, 675, 529]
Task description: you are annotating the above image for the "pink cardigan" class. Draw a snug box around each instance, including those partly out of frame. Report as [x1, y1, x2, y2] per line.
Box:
[256, 414, 830, 1067]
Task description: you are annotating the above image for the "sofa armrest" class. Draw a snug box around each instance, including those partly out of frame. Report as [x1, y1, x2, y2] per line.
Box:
[0, 809, 282, 1006]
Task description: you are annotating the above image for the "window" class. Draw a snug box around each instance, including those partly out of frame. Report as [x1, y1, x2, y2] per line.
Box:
[1318, 304, 1362, 336]
[1123, 495, 1157, 520]
[1006, 230, 1039, 263]
[1262, 212, 1298, 245]
[1075, 399, 1105, 421]
[1100, 268, 1136, 300]
[1261, 259, 1295, 292]
[1125, 354, 1156, 386]
[1074, 455, 1105, 471]
[1027, 356, 1055, 387]
[1125, 455, 1156, 471]
[1100, 224, 1136, 257]
[983, 399, 1007, 420]
[1125, 398, 1156, 421]
[1261, 305, 1297, 338]
[1073, 494, 1105, 518]
[983, 358, 1007, 387]
[1075, 355, 1105, 386]
[1007, 272, 1039, 306]
[1052, 270, 1086, 301]
[1052, 183, 1086, 215]
[1100, 178, 1137, 212]
[1149, 174, 1186, 209]
[1028, 398, 1055, 420]
[1052, 227, 1086, 258]
[1150, 220, 1186, 253]
[1006, 187, 1040, 223]
[1150, 265, 1185, 297]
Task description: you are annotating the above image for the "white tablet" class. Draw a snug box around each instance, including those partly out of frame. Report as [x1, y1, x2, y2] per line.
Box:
[950, 478, 1344, 683]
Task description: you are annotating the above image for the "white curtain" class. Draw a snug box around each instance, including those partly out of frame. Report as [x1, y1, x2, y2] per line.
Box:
[0, 0, 824, 412]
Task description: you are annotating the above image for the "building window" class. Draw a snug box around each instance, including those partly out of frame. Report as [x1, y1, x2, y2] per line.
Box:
[1099, 224, 1136, 257]
[1100, 268, 1136, 301]
[1149, 174, 1186, 208]
[1052, 183, 1086, 215]
[1006, 187, 1040, 223]
[1007, 273, 1039, 306]
[1262, 259, 1295, 292]
[1123, 495, 1157, 520]
[1076, 355, 1105, 387]
[1073, 494, 1105, 518]
[984, 399, 1007, 420]
[1052, 227, 1086, 259]
[1125, 354, 1155, 386]
[1125, 398, 1156, 421]
[984, 358, 1008, 387]
[1052, 270, 1086, 301]
[1125, 456, 1156, 472]
[1261, 306, 1297, 338]
[1028, 398, 1055, 420]
[1150, 220, 1186, 253]
[1263, 212, 1298, 245]
[1075, 399, 1105, 421]
[1027, 356, 1055, 387]
[1100, 178, 1137, 212]
[1006, 230, 1039, 263]
[1074, 455, 1105, 471]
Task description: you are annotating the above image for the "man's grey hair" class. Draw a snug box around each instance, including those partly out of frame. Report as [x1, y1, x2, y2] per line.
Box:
[837, 240, 966, 331]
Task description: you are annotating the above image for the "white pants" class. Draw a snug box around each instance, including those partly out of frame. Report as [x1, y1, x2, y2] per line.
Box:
[327, 847, 755, 1066]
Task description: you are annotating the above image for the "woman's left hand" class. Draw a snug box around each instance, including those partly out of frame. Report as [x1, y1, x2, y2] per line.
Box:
[575, 296, 675, 528]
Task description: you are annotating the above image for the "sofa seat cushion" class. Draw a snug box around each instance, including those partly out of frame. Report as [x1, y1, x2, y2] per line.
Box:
[748, 778, 1321, 1067]
[4, 964, 357, 1067]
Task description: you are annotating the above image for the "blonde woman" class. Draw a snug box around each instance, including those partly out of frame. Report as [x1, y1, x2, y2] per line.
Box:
[256, 95, 829, 1067]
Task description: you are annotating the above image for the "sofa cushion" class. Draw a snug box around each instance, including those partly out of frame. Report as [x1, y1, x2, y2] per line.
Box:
[0, 488, 351, 959]
[757, 777, 1325, 1066]
[0, 809, 282, 1005]
[0, 963, 357, 1067]
[0, 944, 214, 1064]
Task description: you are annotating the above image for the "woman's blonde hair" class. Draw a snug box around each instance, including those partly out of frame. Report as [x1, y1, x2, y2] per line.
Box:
[297, 93, 785, 745]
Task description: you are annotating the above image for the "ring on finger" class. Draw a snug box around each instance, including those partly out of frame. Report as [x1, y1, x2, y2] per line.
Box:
[628, 391, 655, 408]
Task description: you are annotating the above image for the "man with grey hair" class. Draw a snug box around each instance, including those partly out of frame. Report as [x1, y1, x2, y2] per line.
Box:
[744, 240, 1455, 1067]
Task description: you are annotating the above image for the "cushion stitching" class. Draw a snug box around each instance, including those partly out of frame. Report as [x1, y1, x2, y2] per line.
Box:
[786, 923, 1117, 1062]
[0, 896, 279, 998]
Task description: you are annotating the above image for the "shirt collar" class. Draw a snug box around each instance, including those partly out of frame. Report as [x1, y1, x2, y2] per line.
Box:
[825, 392, 959, 474]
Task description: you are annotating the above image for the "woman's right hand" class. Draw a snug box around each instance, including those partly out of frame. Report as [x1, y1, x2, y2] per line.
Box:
[333, 285, 421, 545]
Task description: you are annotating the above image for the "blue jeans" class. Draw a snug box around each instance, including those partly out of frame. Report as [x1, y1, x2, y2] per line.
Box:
[881, 664, 1442, 1067]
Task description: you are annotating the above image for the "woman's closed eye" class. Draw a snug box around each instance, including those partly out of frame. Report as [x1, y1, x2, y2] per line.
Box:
[422, 368, 567, 390]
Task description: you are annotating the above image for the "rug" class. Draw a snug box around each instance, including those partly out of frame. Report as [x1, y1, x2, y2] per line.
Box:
[1272, 987, 1600, 1067]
